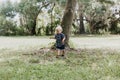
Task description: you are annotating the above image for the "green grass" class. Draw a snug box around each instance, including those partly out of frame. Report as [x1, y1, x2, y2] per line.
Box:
[0, 49, 120, 80]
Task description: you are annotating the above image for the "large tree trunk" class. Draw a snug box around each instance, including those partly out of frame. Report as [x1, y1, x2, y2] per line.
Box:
[61, 0, 76, 47]
[79, 13, 85, 34]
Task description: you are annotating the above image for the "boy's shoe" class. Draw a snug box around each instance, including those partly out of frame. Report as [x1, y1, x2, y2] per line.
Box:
[61, 54, 64, 57]
[56, 55, 60, 58]
[61, 55, 66, 59]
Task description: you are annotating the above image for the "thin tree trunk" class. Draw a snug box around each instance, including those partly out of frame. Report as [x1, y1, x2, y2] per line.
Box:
[61, 0, 77, 47]
[31, 2, 51, 35]
[79, 13, 85, 34]
[90, 22, 94, 34]
[37, 28, 41, 35]
[31, 20, 37, 35]
[50, 3, 55, 35]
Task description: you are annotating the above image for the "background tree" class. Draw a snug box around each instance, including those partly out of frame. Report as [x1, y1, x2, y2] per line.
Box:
[0, 0, 120, 36]
[16, 0, 51, 35]
[0, 0, 17, 36]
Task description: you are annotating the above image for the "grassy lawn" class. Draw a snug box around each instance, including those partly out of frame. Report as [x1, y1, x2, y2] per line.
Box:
[0, 48, 120, 80]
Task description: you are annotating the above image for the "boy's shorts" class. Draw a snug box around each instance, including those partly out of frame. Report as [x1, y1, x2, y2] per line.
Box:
[56, 45, 65, 50]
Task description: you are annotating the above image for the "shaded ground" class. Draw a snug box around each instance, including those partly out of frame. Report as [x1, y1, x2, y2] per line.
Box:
[0, 35, 120, 51]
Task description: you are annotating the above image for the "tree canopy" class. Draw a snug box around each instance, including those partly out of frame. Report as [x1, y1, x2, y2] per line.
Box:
[0, 0, 119, 36]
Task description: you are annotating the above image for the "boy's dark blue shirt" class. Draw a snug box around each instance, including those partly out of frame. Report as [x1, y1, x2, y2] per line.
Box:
[55, 33, 65, 47]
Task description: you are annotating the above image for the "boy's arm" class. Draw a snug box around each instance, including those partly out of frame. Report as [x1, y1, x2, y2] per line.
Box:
[62, 36, 66, 43]
[62, 37, 65, 41]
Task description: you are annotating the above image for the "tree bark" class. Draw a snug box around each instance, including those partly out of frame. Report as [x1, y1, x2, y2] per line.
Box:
[61, 0, 77, 47]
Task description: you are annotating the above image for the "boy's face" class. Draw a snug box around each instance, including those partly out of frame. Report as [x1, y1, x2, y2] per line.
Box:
[56, 29, 62, 34]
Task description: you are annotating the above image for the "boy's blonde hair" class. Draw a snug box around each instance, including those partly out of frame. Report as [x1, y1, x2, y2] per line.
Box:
[55, 26, 63, 34]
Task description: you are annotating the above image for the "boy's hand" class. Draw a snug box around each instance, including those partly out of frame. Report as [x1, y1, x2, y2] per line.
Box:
[62, 40, 65, 44]
[62, 37, 65, 44]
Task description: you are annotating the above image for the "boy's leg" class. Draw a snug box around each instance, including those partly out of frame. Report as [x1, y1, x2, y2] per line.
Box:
[61, 50, 65, 56]
[56, 49, 61, 58]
